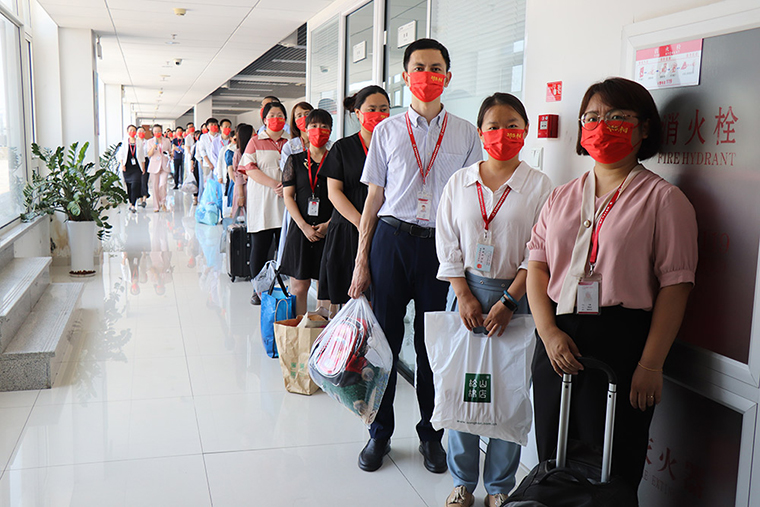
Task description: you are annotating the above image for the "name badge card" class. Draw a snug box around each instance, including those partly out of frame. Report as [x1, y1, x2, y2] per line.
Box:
[307, 197, 320, 217]
[576, 275, 602, 315]
[416, 189, 432, 221]
[131, 158, 137, 166]
[475, 231, 494, 273]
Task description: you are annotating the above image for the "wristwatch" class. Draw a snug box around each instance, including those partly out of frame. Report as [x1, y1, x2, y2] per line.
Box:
[500, 291, 519, 312]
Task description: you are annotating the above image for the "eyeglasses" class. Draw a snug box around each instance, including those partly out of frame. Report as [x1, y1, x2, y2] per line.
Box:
[579, 110, 639, 131]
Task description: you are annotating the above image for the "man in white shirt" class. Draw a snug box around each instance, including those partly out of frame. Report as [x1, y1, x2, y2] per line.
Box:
[348, 38, 481, 474]
[196, 118, 220, 201]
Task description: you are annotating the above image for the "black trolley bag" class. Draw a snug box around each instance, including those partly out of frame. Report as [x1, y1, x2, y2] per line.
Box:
[502, 357, 638, 507]
[226, 208, 252, 282]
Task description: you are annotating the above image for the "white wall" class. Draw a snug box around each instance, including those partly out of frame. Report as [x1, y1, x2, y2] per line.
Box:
[194, 96, 213, 126]
[31, 0, 62, 150]
[59, 28, 98, 163]
[521, 0, 723, 187]
[102, 83, 123, 151]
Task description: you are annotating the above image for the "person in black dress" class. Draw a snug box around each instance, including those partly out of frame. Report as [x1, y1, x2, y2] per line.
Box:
[120, 125, 145, 213]
[280, 109, 334, 316]
[318, 86, 390, 306]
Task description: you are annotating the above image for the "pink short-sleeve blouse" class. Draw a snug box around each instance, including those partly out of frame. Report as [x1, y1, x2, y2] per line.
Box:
[527, 168, 698, 311]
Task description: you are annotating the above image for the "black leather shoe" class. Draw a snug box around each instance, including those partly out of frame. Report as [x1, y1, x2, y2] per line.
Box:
[419, 440, 447, 473]
[358, 438, 390, 472]
[250, 292, 261, 305]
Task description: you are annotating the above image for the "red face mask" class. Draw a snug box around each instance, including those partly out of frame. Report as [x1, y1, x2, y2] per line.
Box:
[482, 128, 525, 162]
[266, 117, 286, 132]
[187, 127, 195, 134]
[580, 121, 641, 164]
[137, 131, 145, 139]
[222, 127, 231, 136]
[209, 124, 219, 134]
[360, 111, 390, 132]
[308, 127, 331, 148]
[295, 116, 307, 132]
[408, 71, 446, 102]
[128, 131, 136, 138]
[201, 128, 208, 134]
[154, 132, 162, 138]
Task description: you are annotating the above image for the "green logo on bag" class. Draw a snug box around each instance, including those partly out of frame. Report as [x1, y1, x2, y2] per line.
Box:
[464, 373, 491, 403]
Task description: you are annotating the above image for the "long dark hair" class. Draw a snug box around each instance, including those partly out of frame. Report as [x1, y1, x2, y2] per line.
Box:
[290, 101, 313, 139]
[236, 123, 254, 154]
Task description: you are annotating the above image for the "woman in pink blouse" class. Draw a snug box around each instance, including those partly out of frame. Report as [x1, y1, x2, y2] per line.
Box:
[526, 77, 698, 490]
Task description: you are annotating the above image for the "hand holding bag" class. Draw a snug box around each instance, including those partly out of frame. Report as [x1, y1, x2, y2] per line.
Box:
[308, 296, 393, 425]
[260, 270, 296, 358]
[425, 311, 536, 444]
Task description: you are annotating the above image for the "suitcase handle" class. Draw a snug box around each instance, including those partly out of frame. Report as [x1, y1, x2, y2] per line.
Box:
[556, 357, 617, 484]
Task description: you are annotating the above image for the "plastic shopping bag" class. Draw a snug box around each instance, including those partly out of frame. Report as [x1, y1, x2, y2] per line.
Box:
[274, 314, 328, 395]
[252, 260, 280, 297]
[260, 270, 296, 358]
[425, 311, 536, 445]
[181, 170, 198, 194]
[309, 296, 393, 425]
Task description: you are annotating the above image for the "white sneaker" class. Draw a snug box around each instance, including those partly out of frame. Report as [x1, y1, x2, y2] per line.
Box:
[446, 485, 474, 507]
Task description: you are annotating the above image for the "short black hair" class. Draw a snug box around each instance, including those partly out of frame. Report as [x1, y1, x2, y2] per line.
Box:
[403, 38, 451, 72]
[305, 109, 333, 129]
[176, 126, 184, 131]
[477, 93, 529, 129]
[186, 122, 194, 127]
[152, 124, 163, 130]
[205, 117, 219, 126]
[263, 95, 280, 103]
[262, 102, 287, 120]
[127, 124, 137, 130]
[220, 118, 232, 127]
[344, 85, 390, 112]
[576, 77, 662, 161]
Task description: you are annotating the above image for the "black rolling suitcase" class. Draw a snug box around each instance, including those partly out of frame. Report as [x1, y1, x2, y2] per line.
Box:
[502, 357, 638, 507]
[226, 212, 251, 282]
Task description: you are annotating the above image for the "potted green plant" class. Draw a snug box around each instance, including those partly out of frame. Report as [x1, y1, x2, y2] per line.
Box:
[22, 141, 127, 276]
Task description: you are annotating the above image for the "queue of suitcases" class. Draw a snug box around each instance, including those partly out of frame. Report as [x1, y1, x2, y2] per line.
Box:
[217, 203, 635, 507]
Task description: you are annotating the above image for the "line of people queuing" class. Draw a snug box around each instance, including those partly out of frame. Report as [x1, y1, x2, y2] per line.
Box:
[122, 36, 698, 507]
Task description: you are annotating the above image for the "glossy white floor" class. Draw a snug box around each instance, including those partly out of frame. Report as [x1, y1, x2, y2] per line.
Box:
[0, 190, 525, 506]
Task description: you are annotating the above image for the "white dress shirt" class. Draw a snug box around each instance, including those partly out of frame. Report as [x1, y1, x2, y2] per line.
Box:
[196, 132, 219, 169]
[436, 161, 553, 281]
[361, 105, 481, 227]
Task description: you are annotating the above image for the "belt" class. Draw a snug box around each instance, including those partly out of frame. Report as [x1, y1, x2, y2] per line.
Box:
[380, 216, 435, 239]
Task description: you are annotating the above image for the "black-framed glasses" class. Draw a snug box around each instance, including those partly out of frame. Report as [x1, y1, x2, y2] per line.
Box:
[579, 110, 640, 131]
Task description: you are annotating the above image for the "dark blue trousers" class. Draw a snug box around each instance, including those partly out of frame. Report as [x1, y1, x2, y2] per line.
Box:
[369, 219, 448, 442]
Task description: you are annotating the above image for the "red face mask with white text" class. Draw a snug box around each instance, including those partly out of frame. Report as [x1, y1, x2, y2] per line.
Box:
[580, 121, 640, 164]
[482, 129, 525, 161]
[308, 128, 331, 148]
[266, 117, 286, 132]
[408, 71, 446, 102]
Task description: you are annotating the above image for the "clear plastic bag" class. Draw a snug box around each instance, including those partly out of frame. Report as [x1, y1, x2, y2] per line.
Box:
[181, 170, 198, 194]
[309, 295, 393, 425]
[252, 260, 282, 296]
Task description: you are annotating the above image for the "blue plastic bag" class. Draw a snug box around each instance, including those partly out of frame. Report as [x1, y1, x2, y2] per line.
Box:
[260, 270, 296, 358]
[195, 176, 223, 225]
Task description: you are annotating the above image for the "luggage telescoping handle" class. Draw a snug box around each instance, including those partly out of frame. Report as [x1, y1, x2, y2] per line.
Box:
[555, 357, 618, 483]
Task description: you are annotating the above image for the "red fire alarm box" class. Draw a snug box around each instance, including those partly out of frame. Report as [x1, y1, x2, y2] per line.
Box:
[537, 114, 559, 138]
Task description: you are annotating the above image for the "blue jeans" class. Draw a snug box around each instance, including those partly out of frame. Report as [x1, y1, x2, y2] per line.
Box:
[447, 271, 525, 494]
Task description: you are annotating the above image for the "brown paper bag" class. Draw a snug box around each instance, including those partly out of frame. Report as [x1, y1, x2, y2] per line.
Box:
[273, 315, 328, 395]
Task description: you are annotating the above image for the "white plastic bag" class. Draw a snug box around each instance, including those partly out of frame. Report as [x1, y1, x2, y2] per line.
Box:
[425, 311, 536, 445]
[309, 296, 393, 425]
[252, 260, 281, 296]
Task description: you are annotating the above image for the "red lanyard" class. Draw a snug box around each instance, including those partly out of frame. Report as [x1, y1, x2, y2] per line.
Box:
[359, 133, 369, 155]
[405, 112, 448, 186]
[129, 143, 136, 157]
[588, 182, 625, 265]
[307, 151, 328, 195]
[476, 182, 511, 231]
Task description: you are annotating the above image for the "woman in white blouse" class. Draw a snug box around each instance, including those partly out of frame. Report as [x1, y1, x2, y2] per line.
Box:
[435, 93, 552, 507]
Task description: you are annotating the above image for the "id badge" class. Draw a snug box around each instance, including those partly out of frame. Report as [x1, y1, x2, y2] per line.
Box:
[576, 274, 602, 315]
[307, 197, 320, 217]
[130, 158, 137, 165]
[474, 231, 494, 272]
[416, 189, 432, 221]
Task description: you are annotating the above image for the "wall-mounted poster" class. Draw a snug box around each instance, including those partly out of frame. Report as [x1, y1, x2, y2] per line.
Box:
[635, 38, 703, 90]
[648, 27, 760, 363]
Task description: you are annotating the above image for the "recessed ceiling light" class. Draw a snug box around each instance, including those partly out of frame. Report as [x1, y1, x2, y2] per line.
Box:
[166, 41, 180, 45]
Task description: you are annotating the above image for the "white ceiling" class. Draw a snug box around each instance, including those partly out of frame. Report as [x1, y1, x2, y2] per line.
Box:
[37, 0, 334, 119]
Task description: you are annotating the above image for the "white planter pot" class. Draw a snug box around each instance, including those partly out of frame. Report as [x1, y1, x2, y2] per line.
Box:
[67, 221, 97, 273]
